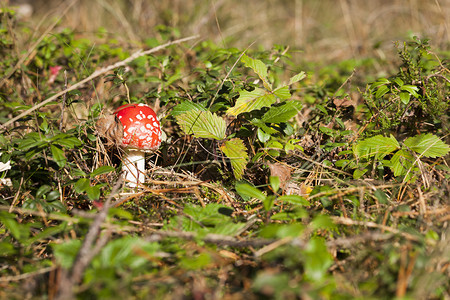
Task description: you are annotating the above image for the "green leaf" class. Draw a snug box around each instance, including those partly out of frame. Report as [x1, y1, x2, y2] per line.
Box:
[288, 71, 306, 85]
[171, 101, 206, 117]
[227, 88, 277, 116]
[277, 195, 310, 206]
[319, 126, 336, 136]
[353, 168, 368, 179]
[52, 239, 82, 269]
[399, 92, 411, 105]
[353, 135, 400, 160]
[51, 133, 82, 148]
[235, 182, 265, 201]
[262, 101, 302, 123]
[86, 185, 101, 200]
[251, 119, 278, 134]
[263, 195, 276, 211]
[241, 54, 270, 89]
[257, 128, 271, 143]
[404, 133, 450, 158]
[401, 84, 420, 98]
[17, 132, 45, 150]
[50, 144, 66, 168]
[375, 85, 389, 98]
[74, 178, 90, 193]
[374, 189, 389, 204]
[371, 78, 390, 88]
[27, 223, 67, 245]
[302, 237, 333, 281]
[392, 77, 404, 86]
[273, 86, 291, 100]
[176, 110, 226, 140]
[90, 166, 115, 178]
[220, 138, 248, 179]
[269, 176, 280, 192]
[0, 241, 16, 256]
[389, 149, 414, 177]
[0, 212, 24, 241]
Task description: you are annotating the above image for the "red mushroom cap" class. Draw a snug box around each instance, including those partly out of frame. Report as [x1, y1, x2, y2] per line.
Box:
[114, 103, 161, 150]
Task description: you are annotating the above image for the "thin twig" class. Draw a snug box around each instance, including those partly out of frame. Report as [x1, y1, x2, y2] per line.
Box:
[59, 70, 68, 131]
[1, 35, 200, 129]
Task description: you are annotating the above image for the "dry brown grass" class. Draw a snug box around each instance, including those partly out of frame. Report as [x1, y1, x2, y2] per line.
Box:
[12, 0, 450, 63]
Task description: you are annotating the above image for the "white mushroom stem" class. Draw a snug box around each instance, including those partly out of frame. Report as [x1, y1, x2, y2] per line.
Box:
[122, 149, 146, 188]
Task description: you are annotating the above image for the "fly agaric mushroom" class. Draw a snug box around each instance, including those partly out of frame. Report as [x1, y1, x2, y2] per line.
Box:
[114, 103, 161, 187]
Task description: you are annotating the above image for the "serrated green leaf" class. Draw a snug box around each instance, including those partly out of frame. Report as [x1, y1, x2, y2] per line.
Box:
[262, 101, 302, 123]
[171, 101, 206, 117]
[273, 86, 291, 99]
[176, 110, 226, 140]
[289, 71, 306, 85]
[241, 54, 271, 89]
[226, 88, 276, 116]
[404, 133, 450, 158]
[220, 138, 248, 179]
[353, 135, 400, 160]
[235, 182, 265, 201]
[251, 119, 278, 134]
[389, 149, 415, 177]
[50, 144, 66, 168]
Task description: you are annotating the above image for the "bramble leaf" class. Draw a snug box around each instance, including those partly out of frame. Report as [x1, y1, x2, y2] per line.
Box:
[176, 110, 226, 140]
[227, 88, 277, 116]
[353, 135, 400, 160]
[273, 86, 291, 100]
[262, 101, 302, 123]
[289, 71, 306, 85]
[171, 101, 206, 116]
[220, 138, 248, 179]
[241, 54, 271, 89]
[404, 133, 450, 158]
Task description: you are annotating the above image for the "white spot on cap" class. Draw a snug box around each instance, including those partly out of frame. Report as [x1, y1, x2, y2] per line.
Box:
[140, 125, 146, 132]
[146, 123, 153, 129]
[136, 114, 143, 120]
[127, 126, 135, 133]
[147, 115, 154, 120]
[153, 121, 159, 127]
[118, 116, 122, 119]
[129, 118, 133, 122]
